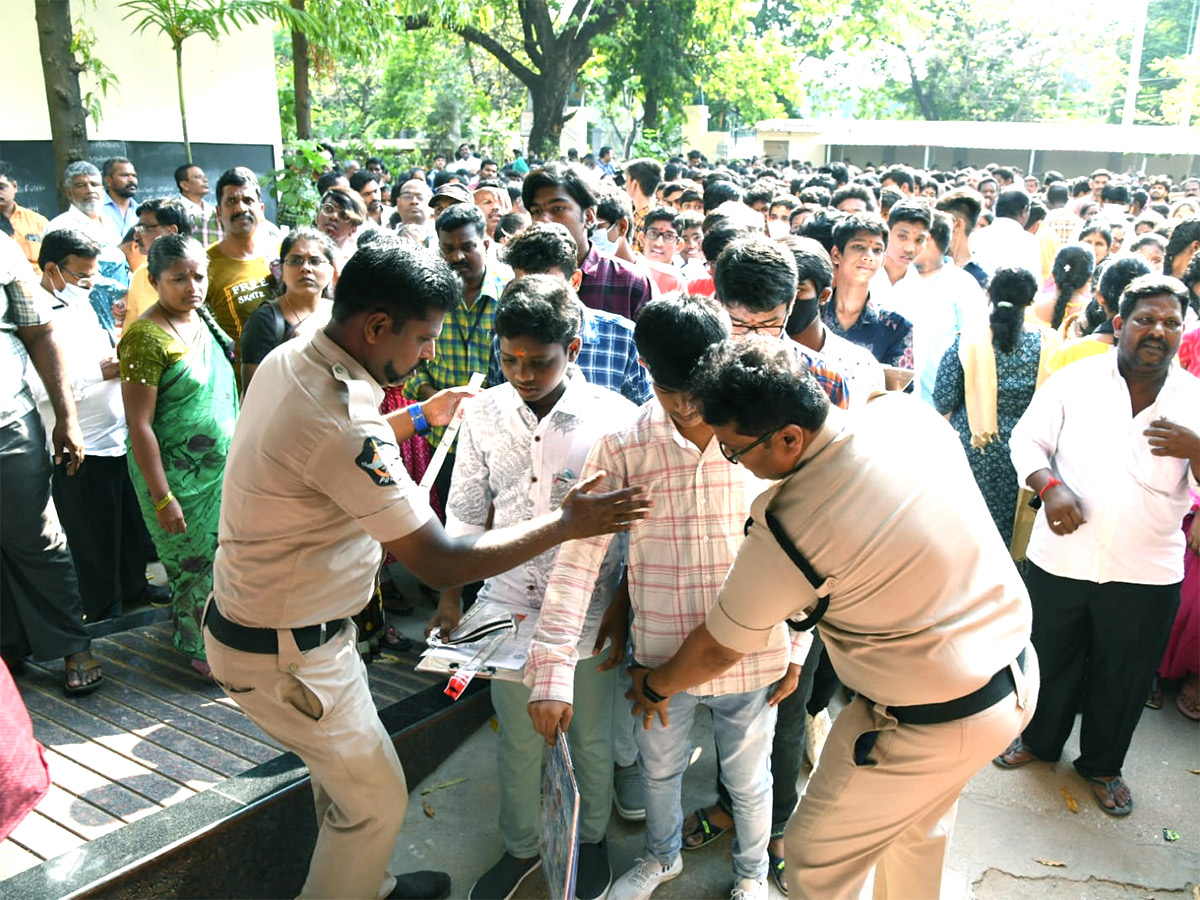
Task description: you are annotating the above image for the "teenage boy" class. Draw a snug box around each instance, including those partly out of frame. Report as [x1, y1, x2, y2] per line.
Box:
[713, 236, 851, 410]
[636, 207, 688, 296]
[432, 275, 638, 900]
[822, 212, 914, 371]
[782, 236, 885, 406]
[528, 294, 797, 900]
[887, 206, 986, 404]
[486, 223, 650, 406]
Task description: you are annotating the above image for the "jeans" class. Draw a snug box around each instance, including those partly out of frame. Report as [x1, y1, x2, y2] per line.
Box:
[637, 686, 775, 880]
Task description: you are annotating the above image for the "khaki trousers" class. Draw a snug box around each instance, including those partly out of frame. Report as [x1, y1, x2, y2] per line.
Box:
[204, 618, 406, 900]
[786, 648, 1039, 900]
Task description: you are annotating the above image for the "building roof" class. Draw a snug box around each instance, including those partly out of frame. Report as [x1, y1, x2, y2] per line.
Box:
[755, 119, 1199, 155]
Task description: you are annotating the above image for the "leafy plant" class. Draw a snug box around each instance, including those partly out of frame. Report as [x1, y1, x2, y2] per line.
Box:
[118, 0, 315, 161]
[262, 139, 329, 226]
[71, 19, 120, 129]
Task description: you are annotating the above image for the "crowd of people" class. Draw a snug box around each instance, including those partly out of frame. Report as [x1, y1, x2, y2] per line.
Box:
[1, 143, 1198, 900]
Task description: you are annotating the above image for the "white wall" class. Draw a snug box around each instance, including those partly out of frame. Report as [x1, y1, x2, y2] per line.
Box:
[10, 0, 281, 148]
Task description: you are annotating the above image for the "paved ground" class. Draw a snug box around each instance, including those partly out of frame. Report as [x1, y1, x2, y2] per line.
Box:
[383, 578, 1198, 900]
[385, 670, 1197, 899]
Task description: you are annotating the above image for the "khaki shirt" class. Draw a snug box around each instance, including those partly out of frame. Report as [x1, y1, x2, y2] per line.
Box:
[213, 329, 433, 627]
[708, 394, 1031, 707]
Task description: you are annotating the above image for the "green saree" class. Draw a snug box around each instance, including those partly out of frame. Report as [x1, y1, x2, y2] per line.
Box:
[120, 314, 238, 659]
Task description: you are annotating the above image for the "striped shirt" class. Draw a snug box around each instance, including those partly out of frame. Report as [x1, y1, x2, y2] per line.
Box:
[526, 399, 803, 705]
[578, 244, 653, 321]
[0, 233, 50, 427]
[791, 341, 852, 409]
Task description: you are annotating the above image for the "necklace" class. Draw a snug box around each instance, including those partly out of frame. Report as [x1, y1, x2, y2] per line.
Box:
[161, 311, 199, 348]
[283, 294, 313, 330]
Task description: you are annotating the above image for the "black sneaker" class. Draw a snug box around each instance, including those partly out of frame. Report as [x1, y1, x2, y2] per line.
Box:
[387, 870, 451, 899]
[576, 840, 612, 900]
[468, 853, 542, 900]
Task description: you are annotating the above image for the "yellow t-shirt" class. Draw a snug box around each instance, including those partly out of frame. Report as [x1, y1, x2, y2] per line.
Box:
[1045, 337, 1112, 374]
[125, 265, 157, 325]
[204, 244, 278, 353]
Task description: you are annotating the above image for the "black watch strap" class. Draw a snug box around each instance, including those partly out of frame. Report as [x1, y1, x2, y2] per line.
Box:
[641, 671, 667, 704]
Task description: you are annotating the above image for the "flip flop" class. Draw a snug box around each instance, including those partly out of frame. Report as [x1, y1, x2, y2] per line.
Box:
[992, 737, 1039, 769]
[682, 807, 731, 851]
[64, 657, 103, 695]
[769, 853, 788, 896]
[1177, 689, 1200, 721]
[1084, 775, 1133, 816]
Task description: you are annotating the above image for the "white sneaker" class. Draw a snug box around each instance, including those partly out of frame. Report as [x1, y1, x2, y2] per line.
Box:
[608, 855, 683, 900]
[806, 709, 832, 767]
[730, 877, 769, 900]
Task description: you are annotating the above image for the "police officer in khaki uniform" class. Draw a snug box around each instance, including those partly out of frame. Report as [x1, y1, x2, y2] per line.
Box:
[625, 337, 1038, 900]
[207, 237, 648, 900]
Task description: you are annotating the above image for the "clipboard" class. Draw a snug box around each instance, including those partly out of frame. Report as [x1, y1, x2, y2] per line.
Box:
[540, 728, 580, 900]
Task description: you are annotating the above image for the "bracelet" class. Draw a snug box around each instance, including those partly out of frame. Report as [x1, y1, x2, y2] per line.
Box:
[154, 491, 175, 513]
[1037, 478, 1063, 500]
[641, 671, 668, 704]
[409, 403, 430, 436]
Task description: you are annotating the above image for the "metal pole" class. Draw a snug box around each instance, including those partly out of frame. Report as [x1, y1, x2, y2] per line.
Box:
[1028, 147, 1036, 176]
[1122, 0, 1150, 126]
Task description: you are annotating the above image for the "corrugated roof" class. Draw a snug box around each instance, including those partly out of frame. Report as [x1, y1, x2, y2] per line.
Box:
[755, 119, 1199, 155]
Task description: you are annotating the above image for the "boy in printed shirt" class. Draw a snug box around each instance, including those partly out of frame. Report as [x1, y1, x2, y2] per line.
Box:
[526, 294, 808, 900]
[431, 275, 637, 900]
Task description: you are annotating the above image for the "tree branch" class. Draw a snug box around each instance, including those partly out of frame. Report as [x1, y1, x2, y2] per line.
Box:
[404, 14, 537, 85]
[519, 0, 551, 68]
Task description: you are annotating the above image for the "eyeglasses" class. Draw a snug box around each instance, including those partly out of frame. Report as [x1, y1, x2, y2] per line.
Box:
[398, 192, 425, 201]
[644, 228, 679, 244]
[58, 265, 94, 289]
[318, 204, 351, 221]
[134, 222, 164, 231]
[729, 319, 786, 337]
[719, 428, 779, 463]
[283, 255, 332, 268]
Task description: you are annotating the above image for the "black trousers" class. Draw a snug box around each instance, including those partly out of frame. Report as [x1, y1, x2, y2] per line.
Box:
[1021, 561, 1180, 777]
[52, 453, 153, 622]
[717, 631, 825, 833]
[0, 410, 89, 661]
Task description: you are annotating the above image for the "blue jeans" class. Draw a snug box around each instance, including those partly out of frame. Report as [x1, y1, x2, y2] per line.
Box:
[636, 686, 775, 880]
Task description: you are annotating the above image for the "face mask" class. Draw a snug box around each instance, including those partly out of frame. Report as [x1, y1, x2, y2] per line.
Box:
[591, 224, 618, 255]
[51, 270, 93, 306]
[681, 257, 709, 280]
[766, 219, 790, 240]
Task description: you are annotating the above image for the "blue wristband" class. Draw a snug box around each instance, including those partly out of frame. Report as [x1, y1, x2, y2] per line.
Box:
[409, 403, 430, 436]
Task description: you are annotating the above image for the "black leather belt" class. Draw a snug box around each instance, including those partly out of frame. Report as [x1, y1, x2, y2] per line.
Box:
[885, 649, 1026, 726]
[203, 599, 345, 654]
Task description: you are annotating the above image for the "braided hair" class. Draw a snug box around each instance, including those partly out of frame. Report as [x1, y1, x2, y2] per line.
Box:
[1049, 243, 1095, 330]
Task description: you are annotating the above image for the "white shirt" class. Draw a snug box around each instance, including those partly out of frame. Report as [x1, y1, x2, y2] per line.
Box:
[867, 263, 918, 308]
[45, 205, 113, 247]
[27, 284, 125, 456]
[446, 371, 637, 649]
[968, 217, 1043, 281]
[1010, 352, 1200, 585]
[811, 328, 886, 406]
[888, 263, 988, 404]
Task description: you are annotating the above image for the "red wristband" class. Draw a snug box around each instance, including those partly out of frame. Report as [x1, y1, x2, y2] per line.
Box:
[1038, 478, 1063, 500]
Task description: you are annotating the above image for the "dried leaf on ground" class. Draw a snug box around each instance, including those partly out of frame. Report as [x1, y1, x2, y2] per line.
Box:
[422, 801, 436, 818]
[420, 778, 468, 796]
[1187, 768, 1200, 775]
[1061, 786, 1079, 813]
[1034, 858, 1067, 867]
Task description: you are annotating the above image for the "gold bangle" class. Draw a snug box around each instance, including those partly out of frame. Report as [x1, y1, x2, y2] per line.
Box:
[154, 491, 175, 513]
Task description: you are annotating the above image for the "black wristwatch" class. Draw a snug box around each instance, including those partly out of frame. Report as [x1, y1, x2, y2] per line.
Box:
[641, 670, 668, 704]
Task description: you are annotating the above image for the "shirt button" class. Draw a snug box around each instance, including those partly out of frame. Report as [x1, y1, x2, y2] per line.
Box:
[531, 476, 538, 483]
[534, 436, 541, 442]
[332, 364, 345, 376]
[288, 663, 298, 673]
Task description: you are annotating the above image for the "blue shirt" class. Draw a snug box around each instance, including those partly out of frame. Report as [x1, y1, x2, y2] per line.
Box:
[100, 193, 138, 245]
[488, 304, 651, 406]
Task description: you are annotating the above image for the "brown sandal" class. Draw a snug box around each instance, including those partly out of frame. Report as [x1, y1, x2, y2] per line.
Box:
[64, 657, 103, 695]
[993, 737, 1039, 769]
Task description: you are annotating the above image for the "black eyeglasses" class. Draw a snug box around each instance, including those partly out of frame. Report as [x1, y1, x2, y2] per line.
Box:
[719, 428, 778, 463]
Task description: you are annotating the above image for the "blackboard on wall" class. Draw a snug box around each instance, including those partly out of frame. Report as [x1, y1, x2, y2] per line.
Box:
[0, 141, 277, 222]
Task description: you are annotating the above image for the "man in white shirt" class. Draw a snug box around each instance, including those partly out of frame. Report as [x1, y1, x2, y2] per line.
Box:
[968, 189, 1043, 281]
[29, 229, 161, 623]
[1000, 274, 1200, 817]
[889, 210, 987, 404]
[866, 198, 927, 306]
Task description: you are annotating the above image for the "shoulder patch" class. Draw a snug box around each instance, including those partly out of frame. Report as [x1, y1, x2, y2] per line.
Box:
[356, 436, 404, 487]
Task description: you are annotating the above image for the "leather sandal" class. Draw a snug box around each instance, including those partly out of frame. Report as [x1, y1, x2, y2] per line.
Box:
[64, 657, 103, 695]
[1084, 775, 1133, 816]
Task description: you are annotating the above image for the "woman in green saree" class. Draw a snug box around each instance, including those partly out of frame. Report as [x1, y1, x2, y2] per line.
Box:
[118, 235, 238, 678]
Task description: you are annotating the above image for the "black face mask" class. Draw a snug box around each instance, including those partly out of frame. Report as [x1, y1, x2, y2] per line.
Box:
[785, 298, 820, 336]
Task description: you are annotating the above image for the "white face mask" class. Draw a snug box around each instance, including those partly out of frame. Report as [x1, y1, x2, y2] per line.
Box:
[591, 224, 618, 254]
[766, 219, 791, 240]
[50, 270, 93, 306]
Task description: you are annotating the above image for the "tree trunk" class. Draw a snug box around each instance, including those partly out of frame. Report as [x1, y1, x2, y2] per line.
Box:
[904, 51, 940, 121]
[34, 0, 89, 212]
[526, 71, 574, 158]
[643, 86, 660, 131]
[291, 0, 312, 139]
